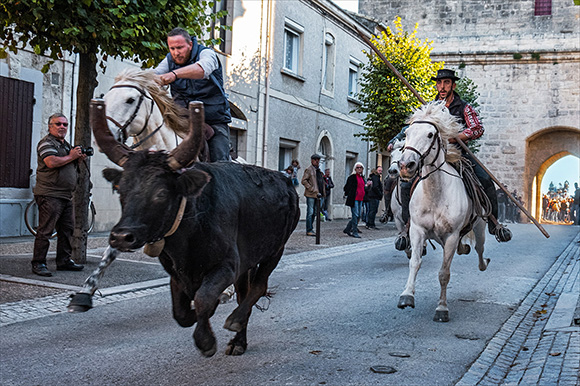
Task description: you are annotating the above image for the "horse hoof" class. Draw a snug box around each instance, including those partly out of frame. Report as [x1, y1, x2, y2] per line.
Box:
[433, 310, 449, 322]
[457, 244, 471, 255]
[67, 293, 93, 313]
[398, 295, 415, 309]
[479, 258, 490, 271]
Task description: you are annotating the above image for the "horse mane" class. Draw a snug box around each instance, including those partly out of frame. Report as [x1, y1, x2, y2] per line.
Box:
[114, 69, 189, 136]
[406, 101, 462, 163]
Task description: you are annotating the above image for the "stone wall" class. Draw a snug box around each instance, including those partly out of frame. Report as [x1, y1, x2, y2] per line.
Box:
[358, 0, 580, 216]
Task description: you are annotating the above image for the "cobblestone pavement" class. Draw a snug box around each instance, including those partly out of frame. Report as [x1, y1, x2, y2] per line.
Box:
[457, 233, 580, 386]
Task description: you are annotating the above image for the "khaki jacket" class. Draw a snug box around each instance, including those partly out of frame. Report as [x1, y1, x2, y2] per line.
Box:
[301, 165, 324, 198]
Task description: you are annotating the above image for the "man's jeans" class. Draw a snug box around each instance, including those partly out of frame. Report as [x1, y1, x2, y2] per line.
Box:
[208, 123, 231, 162]
[367, 198, 380, 227]
[306, 197, 316, 233]
[32, 195, 74, 265]
[344, 200, 362, 236]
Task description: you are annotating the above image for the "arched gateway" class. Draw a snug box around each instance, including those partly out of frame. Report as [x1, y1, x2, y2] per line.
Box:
[525, 127, 580, 220]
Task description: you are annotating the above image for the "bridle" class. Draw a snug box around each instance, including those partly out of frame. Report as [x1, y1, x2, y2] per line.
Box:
[402, 120, 450, 182]
[106, 84, 163, 149]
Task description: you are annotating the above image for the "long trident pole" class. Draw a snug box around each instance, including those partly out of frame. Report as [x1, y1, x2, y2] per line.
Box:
[353, 26, 550, 238]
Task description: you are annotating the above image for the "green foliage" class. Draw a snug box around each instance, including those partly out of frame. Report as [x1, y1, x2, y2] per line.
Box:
[0, 0, 229, 71]
[353, 17, 444, 151]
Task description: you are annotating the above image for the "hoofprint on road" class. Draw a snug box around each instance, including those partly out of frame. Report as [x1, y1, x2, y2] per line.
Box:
[1, 224, 577, 386]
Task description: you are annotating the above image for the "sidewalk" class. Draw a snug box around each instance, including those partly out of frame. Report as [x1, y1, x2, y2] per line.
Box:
[0, 219, 399, 305]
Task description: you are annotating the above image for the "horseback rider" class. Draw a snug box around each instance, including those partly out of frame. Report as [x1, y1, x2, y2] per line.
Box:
[387, 69, 512, 250]
[155, 27, 231, 162]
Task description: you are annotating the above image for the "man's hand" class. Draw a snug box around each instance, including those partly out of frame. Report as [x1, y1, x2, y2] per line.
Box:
[449, 133, 469, 144]
[157, 72, 177, 86]
[387, 143, 394, 152]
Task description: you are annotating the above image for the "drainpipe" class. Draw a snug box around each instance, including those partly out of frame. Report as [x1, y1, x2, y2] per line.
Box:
[261, 0, 274, 168]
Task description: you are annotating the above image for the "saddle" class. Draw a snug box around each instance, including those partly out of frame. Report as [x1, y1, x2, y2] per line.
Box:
[452, 157, 493, 238]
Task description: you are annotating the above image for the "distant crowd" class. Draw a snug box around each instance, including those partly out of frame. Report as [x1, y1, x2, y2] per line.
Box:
[541, 181, 580, 225]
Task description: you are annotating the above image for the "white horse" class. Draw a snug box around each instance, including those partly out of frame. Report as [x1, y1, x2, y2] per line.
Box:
[386, 141, 410, 257]
[103, 69, 190, 151]
[397, 101, 488, 322]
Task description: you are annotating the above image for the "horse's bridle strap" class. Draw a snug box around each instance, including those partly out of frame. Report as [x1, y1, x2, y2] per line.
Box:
[106, 84, 154, 143]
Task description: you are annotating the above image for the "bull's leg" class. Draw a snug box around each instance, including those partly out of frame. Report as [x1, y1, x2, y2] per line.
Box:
[398, 227, 424, 309]
[225, 270, 251, 356]
[434, 234, 459, 322]
[192, 265, 236, 357]
[224, 250, 283, 334]
[68, 247, 120, 312]
[170, 277, 197, 327]
[474, 219, 489, 271]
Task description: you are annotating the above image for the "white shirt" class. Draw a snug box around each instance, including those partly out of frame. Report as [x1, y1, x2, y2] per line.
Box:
[154, 48, 218, 80]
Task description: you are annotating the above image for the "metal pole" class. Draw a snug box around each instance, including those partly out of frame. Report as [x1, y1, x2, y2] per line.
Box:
[353, 25, 550, 238]
[315, 197, 321, 245]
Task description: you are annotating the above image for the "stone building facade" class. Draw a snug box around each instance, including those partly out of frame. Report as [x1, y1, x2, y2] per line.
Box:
[358, 0, 580, 220]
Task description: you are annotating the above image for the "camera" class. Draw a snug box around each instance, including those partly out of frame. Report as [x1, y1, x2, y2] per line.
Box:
[78, 146, 94, 156]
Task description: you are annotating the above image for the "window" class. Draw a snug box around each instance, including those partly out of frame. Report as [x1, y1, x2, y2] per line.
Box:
[211, 0, 232, 54]
[279, 138, 298, 171]
[534, 0, 551, 15]
[322, 33, 336, 93]
[345, 152, 357, 182]
[284, 19, 304, 75]
[348, 57, 362, 99]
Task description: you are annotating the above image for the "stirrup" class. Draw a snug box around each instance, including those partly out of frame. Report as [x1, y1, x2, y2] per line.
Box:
[395, 234, 408, 251]
[494, 224, 512, 243]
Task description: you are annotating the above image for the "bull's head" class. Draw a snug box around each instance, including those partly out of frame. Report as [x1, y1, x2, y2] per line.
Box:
[91, 99, 211, 251]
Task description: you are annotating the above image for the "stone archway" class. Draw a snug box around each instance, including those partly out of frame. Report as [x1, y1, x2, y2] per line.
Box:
[524, 126, 580, 220]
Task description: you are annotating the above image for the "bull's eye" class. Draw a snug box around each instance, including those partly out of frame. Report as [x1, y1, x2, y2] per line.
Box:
[126, 97, 135, 105]
[427, 132, 434, 139]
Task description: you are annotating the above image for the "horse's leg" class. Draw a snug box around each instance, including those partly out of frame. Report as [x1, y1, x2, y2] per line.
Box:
[398, 226, 424, 309]
[67, 246, 120, 312]
[434, 234, 459, 322]
[474, 219, 489, 271]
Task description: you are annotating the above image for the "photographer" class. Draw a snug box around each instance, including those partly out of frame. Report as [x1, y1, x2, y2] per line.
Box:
[31, 113, 87, 276]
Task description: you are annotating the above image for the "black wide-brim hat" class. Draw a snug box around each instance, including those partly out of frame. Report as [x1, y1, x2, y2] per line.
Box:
[431, 69, 460, 81]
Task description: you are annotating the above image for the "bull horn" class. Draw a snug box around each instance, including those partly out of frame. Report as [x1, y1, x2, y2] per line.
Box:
[90, 99, 133, 167]
[167, 101, 205, 170]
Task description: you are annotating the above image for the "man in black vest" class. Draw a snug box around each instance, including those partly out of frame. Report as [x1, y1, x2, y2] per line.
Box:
[390, 69, 511, 250]
[155, 27, 231, 162]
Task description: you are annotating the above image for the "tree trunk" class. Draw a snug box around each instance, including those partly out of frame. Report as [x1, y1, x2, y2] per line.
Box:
[71, 52, 98, 264]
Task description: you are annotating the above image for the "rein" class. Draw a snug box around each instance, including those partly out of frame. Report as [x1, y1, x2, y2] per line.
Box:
[106, 84, 156, 147]
[403, 120, 457, 183]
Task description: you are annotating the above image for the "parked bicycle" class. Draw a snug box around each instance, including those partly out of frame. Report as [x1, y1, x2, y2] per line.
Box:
[24, 194, 96, 238]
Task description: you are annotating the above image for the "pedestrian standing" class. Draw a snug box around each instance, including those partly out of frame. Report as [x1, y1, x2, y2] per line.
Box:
[365, 166, 383, 229]
[301, 154, 325, 236]
[343, 162, 366, 238]
[31, 114, 86, 276]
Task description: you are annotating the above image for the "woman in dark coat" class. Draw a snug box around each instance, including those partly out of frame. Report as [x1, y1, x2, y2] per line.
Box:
[343, 162, 367, 238]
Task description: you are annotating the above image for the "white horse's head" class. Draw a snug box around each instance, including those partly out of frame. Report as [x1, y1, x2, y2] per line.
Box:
[398, 101, 462, 181]
[388, 139, 405, 177]
[103, 69, 189, 150]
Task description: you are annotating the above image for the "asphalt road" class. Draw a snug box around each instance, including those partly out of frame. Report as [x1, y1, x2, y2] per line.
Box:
[0, 224, 576, 386]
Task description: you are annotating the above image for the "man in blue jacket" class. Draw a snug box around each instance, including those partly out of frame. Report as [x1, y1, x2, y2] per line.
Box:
[156, 27, 231, 162]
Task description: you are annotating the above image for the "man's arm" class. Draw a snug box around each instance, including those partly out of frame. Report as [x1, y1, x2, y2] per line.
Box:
[449, 104, 484, 143]
[157, 49, 219, 86]
[44, 147, 85, 169]
[301, 168, 314, 190]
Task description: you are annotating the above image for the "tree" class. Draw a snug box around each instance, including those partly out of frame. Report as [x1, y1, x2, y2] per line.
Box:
[354, 17, 444, 151]
[1, 0, 226, 263]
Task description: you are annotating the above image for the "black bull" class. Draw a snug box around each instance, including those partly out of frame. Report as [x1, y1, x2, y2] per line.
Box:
[91, 100, 300, 356]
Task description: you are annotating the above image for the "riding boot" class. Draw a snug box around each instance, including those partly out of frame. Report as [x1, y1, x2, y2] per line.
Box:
[395, 180, 412, 250]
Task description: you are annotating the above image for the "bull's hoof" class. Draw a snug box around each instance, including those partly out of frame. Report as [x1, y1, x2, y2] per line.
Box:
[224, 314, 245, 332]
[67, 293, 93, 313]
[433, 310, 449, 322]
[397, 295, 415, 309]
[225, 341, 247, 356]
[199, 343, 217, 357]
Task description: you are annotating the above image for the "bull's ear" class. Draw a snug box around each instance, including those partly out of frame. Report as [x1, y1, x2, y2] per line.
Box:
[178, 169, 211, 197]
[103, 168, 122, 192]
